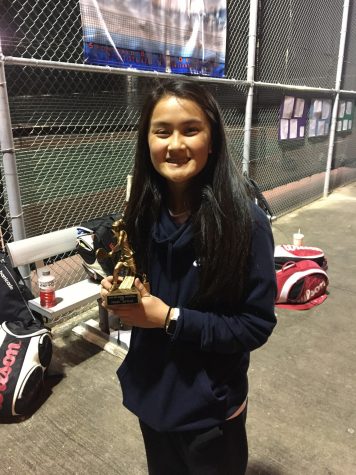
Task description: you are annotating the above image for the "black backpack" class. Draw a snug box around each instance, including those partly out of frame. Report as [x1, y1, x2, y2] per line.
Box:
[0, 252, 52, 419]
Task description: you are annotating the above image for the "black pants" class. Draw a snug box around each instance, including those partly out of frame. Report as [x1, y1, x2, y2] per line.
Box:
[139, 407, 248, 475]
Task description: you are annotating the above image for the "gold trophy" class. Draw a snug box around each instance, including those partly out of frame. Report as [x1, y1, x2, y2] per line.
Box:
[96, 218, 149, 307]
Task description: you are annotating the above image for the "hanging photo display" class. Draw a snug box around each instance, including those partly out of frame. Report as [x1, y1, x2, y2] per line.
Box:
[308, 98, 332, 138]
[279, 96, 308, 141]
[336, 99, 353, 133]
[79, 0, 226, 78]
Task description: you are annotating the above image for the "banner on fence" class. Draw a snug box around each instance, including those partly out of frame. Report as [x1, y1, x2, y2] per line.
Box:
[79, 0, 226, 78]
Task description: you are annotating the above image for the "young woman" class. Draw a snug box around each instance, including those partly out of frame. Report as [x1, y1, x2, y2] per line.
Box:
[100, 79, 277, 475]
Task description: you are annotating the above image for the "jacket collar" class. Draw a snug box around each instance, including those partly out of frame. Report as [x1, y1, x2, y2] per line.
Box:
[152, 207, 193, 251]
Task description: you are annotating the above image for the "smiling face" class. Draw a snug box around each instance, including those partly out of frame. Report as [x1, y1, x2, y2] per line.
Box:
[148, 95, 212, 190]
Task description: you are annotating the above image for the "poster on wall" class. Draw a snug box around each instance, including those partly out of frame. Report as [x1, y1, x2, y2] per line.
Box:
[79, 0, 226, 77]
[279, 96, 308, 141]
[308, 98, 332, 138]
[336, 99, 353, 133]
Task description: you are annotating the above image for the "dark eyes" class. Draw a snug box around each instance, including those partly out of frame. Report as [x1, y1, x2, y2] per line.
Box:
[185, 127, 199, 135]
[154, 127, 199, 137]
[155, 130, 170, 137]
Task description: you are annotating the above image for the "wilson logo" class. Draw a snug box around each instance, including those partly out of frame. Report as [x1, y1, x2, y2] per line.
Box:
[0, 270, 13, 290]
[301, 280, 326, 303]
[0, 342, 22, 410]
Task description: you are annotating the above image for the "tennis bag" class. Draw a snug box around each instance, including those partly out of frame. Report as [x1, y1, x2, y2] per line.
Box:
[274, 245, 327, 270]
[0, 251, 43, 324]
[0, 252, 52, 419]
[275, 260, 328, 310]
[0, 320, 52, 418]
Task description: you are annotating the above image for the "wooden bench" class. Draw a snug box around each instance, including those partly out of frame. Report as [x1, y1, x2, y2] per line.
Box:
[6, 227, 129, 358]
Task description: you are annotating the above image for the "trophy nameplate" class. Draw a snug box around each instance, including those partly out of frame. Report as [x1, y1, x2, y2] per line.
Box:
[105, 276, 140, 306]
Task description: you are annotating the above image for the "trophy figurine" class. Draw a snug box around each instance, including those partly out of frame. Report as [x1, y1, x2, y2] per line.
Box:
[96, 218, 149, 307]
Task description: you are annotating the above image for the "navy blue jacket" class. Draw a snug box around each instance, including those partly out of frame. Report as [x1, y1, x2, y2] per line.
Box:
[117, 204, 277, 432]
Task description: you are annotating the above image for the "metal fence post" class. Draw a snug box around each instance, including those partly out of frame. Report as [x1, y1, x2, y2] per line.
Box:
[243, 0, 259, 176]
[0, 41, 31, 286]
[323, 0, 351, 197]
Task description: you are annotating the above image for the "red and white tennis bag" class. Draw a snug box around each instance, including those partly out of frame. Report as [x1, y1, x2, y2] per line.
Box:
[0, 320, 52, 418]
[274, 245, 327, 270]
[275, 260, 328, 310]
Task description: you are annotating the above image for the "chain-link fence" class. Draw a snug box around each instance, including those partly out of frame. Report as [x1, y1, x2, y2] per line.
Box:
[257, 1, 343, 88]
[1, 0, 356, 319]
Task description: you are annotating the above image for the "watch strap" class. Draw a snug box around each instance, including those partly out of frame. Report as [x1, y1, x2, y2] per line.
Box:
[166, 307, 180, 335]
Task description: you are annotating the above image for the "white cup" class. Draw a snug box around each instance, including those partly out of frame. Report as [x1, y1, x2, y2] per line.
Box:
[293, 232, 304, 246]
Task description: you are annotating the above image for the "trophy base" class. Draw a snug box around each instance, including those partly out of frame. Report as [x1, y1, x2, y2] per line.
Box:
[105, 288, 140, 306]
[104, 275, 150, 307]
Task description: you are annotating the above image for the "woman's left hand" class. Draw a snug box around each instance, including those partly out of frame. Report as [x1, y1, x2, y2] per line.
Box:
[100, 277, 169, 329]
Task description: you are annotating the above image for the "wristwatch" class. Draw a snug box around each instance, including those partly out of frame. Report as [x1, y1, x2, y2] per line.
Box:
[166, 307, 180, 336]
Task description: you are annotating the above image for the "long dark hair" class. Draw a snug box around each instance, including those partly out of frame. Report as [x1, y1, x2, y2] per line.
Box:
[125, 79, 252, 311]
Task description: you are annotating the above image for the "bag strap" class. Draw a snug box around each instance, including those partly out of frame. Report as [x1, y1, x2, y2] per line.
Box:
[243, 174, 274, 223]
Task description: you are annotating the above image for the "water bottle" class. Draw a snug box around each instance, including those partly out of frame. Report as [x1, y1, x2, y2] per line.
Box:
[38, 268, 56, 308]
